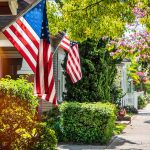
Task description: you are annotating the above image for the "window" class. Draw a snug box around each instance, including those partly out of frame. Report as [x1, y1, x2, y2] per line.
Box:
[2, 58, 22, 79]
[0, 2, 11, 15]
[0, 0, 18, 15]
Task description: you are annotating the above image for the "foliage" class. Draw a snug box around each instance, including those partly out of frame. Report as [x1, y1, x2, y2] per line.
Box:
[0, 97, 37, 149]
[111, 85, 124, 107]
[0, 76, 38, 109]
[107, 21, 150, 85]
[43, 107, 63, 142]
[123, 105, 138, 114]
[0, 77, 57, 150]
[32, 124, 57, 150]
[63, 38, 121, 102]
[138, 96, 148, 109]
[143, 81, 150, 94]
[105, 2, 150, 87]
[113, 124, 126, 135]
[47, 0, 138, 41]
[59, 102, 116, 144]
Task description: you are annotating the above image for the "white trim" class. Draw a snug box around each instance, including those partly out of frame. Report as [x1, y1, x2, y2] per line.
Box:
[9, 0, 18, 15]
[0, 40, 13, 47]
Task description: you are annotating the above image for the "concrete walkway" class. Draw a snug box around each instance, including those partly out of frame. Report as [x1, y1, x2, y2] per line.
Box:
[57, 103, 150, 150]
[107, 103, 150, 150]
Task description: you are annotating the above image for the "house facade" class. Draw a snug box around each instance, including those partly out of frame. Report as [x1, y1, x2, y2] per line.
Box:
[118, 59, 144, 109]
[0, 0, 66, 111]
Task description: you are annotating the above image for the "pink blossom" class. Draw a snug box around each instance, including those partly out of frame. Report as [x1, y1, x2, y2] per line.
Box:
[116, 49, 121, 53]
[110, 52, 115, 56]
[136, 72, 145, 76]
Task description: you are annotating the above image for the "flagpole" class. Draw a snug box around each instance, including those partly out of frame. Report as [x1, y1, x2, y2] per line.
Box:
[1, 0, 42, 32]
[52, 34, 66, 57]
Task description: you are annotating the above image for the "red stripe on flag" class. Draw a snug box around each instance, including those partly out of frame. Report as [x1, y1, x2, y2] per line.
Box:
[43, 40, 49, 93]
[67, 63, 78, 83]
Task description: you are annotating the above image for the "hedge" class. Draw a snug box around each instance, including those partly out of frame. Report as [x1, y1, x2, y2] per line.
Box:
[0, 77, 57, 150]
[59, 102, 116, 144]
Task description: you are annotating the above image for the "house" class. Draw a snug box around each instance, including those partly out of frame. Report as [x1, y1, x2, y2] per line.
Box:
[118, 59, 144, 109]
[0, 0, 66, 111]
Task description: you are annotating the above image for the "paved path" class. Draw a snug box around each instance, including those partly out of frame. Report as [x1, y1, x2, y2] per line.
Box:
[107, 103, 150, 150]
[58, 104, 150, 150]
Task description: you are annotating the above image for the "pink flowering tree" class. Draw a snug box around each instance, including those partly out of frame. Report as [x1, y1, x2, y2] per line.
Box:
[107, 3, 150, 87]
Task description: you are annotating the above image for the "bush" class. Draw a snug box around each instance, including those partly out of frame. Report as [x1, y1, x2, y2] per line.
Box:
[59, 102, 116, 144]
[0, 76, 38, 110]
[32, 123, 57, 150]
[0, 77, 57, 150]
[138, 96, 148, 109]
[113, 124, 126, 135]
[43, 107, 63, 142]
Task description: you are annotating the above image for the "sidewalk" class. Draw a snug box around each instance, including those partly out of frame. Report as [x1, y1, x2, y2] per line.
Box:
[107, 103, 150, 150]
[57, 103, 150, 150]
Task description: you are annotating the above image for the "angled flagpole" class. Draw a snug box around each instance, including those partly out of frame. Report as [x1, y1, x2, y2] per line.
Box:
[52, 33, 66, 57]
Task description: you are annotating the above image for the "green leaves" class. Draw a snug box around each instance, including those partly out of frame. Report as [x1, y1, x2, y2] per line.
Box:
[0, 77, 57, 150]
[47, 0, 138, 41]
[63, 39, 119, 102]
[0, 76, 38, 109]
[59, 102, 116, 144]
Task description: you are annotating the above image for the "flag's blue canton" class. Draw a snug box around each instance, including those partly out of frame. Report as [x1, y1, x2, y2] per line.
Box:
[70, 41, 77, 47]
[41, 5, 50, 44]
[23, 0, 46, 37]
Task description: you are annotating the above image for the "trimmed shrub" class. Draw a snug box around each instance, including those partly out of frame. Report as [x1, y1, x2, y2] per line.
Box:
[0, 76, 38, 109]
[32, 123, 57, 150]
[43, 107, 63, 142]
[59, 102, 116, 144]
[0, 77, 57, 150]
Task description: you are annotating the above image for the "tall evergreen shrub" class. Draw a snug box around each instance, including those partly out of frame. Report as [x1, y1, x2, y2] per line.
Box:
[63, 39, 121, 102]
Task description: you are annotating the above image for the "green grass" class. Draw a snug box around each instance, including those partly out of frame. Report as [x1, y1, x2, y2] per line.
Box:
[113, 124, 126, 135]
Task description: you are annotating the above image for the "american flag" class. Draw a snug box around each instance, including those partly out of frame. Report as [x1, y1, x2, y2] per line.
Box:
[59, 35, 70, 52]
[3, 0, 57, 105]
[60, 37, 82, 83]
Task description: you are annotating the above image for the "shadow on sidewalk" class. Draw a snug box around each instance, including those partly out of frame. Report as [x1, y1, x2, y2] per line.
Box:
[106, 136, 141, 149]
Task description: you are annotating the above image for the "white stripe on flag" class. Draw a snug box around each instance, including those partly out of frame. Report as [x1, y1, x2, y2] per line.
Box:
[48, 84, 56, 103]
[39, 40, 45, 94]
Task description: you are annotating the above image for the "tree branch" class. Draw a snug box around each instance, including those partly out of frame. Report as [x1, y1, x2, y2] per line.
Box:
[66, 0, 103, 13]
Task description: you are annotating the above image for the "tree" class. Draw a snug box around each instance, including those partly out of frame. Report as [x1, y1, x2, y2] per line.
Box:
[106, 1, 150, 83]
[47, 0, 138, 41]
